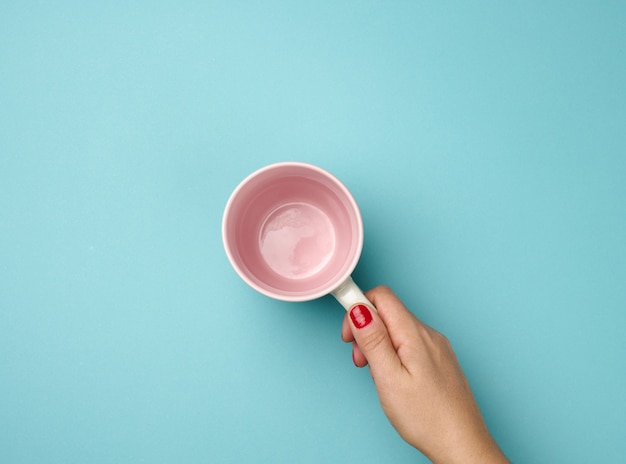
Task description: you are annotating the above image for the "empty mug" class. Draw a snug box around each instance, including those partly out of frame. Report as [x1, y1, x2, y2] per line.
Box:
[222, 162, 374, 311]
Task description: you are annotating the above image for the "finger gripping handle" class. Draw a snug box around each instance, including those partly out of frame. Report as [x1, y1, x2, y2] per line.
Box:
[331, 276, 376, 312]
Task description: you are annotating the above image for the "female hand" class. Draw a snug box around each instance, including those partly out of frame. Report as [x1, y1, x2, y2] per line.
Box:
[342, 286, 509, 464]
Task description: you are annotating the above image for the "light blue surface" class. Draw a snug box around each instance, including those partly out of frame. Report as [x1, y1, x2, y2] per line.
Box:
[2, 2, 625, 463]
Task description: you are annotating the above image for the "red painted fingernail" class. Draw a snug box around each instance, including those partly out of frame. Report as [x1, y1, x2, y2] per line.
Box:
[350, 304, 373, 329]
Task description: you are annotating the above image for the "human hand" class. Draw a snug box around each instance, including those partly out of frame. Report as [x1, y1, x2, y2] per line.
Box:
[341, 286, 509, 464]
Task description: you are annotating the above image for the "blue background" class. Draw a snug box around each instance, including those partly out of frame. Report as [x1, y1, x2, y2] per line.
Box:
[2, 2, 625, 463]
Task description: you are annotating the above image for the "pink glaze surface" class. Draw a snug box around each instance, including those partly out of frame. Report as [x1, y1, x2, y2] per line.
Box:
[222, 162, 363, 301]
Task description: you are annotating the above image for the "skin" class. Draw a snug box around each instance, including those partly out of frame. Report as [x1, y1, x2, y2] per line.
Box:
[341, 286, 510, 464]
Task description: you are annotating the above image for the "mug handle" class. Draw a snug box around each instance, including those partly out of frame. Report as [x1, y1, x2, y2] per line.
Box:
[331, 276, 376, 312]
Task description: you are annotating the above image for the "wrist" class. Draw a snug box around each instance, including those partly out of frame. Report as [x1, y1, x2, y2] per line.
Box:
[428, 433, 509, 464]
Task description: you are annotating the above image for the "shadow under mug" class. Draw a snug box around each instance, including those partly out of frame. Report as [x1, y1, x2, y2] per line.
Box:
[222, 162, 375, 311]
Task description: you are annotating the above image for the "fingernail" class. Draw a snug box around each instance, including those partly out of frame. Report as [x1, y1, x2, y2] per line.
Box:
[352, 349, 358, 367]
[350, 304, 373, 329]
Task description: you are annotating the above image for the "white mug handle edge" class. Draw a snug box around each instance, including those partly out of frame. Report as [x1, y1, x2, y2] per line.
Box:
[331, 276, 376, 312]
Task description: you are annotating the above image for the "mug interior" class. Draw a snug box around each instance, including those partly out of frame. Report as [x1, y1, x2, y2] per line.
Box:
[223, 163, 363, 301]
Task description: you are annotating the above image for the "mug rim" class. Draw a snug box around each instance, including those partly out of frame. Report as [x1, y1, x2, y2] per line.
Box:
[222, 161, 364, 301]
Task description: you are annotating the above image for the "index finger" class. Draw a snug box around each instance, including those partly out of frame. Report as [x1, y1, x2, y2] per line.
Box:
[364, 286, 422, 351]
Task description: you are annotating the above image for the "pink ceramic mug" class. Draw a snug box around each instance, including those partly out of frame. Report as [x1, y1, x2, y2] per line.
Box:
[222, 162, 374, 311]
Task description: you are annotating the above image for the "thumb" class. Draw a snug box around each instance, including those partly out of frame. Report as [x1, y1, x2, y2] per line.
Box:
[348, 304, 401, 376]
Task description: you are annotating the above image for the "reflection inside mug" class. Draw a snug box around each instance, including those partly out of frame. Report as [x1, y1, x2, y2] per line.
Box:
[258, 202, 336, 280]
